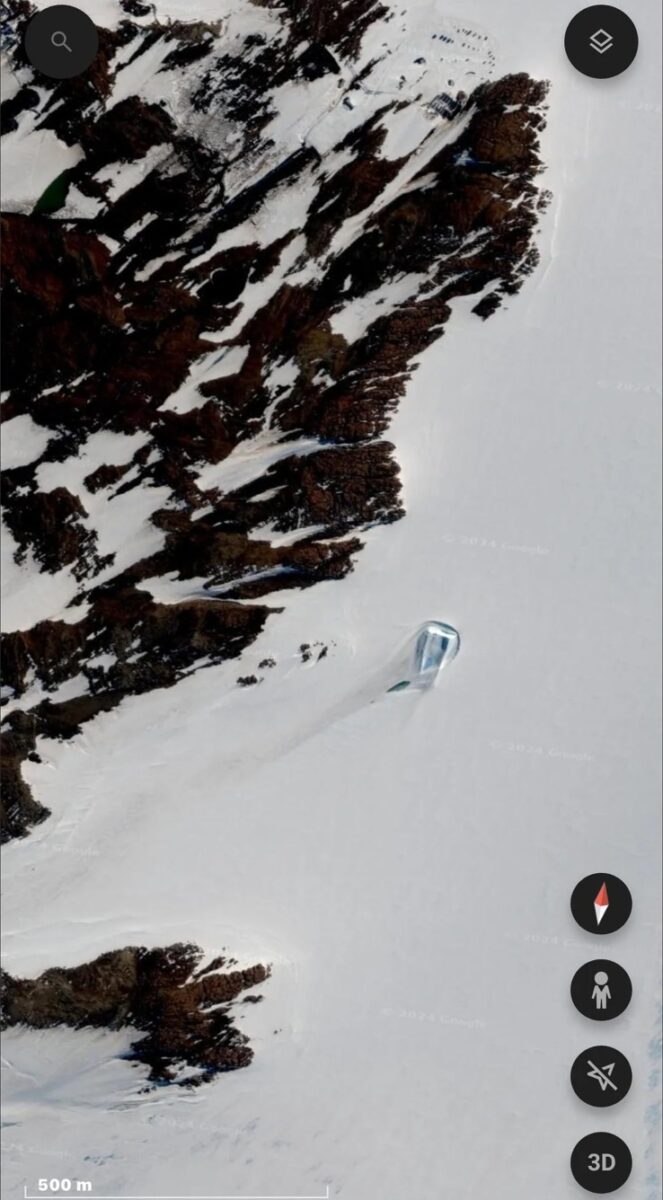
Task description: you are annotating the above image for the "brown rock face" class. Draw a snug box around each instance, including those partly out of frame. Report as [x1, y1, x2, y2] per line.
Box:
[3, 484, 107, 579]
[2, 595, 271, 710]
[1, 944, 270, 1086]
[1, 1, 550, 839]
[0, 714, 50, 842]
[266, 0, 389, 59]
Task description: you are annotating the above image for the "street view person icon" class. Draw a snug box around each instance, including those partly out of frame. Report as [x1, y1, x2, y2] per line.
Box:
[571, 959, 632, 1021]
[592, 970, 611, 1011]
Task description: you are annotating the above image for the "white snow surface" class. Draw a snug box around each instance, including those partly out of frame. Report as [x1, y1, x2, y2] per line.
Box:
[0, 129, 81, 212]
[0, 414, 52, 469]
[2, 3, 662, 1200]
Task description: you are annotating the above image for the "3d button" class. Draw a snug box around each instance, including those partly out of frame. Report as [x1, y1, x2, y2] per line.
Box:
[571, 960, 632, 1020]
[24, 5, 99, 80]
[571, 873, 632, 935]
[571, 1131, 632, 1192]
[571, 1045, 632, 1106]
[565, 6, 639, 79]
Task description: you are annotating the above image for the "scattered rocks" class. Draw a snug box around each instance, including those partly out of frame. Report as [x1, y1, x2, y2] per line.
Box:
[300, 641, 328, 663]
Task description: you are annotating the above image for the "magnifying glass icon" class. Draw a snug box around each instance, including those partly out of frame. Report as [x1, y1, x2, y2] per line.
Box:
[24, 8, 99, 78]
[51, 31, 72, 52]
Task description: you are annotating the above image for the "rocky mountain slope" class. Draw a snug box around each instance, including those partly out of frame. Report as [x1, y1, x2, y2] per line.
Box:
[1, 0, 549, 845]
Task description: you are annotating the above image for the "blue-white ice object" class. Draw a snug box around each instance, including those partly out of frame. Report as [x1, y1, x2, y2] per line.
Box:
[414, 622, 460, 677]
[388, 621, 460, 692]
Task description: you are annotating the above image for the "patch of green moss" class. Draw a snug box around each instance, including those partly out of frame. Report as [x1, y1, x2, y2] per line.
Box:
[33, 168, 78, 215]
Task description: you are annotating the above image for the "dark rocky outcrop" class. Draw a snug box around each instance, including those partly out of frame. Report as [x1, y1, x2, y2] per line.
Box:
[0, 713, 50, 842]
[264, 0, 389, 60]
[2, 593, 272, 699]
[1, 943, 270, 1086]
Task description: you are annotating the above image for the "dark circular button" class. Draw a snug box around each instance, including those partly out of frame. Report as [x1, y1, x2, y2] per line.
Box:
[571, 960, 632, 1021]
[571, 1132, 632, 1192]
[571, 873, 633, 935]
[24, 5, 99, 81]
[571, 1045, 632, 1106]
[565, 6, 638, 79]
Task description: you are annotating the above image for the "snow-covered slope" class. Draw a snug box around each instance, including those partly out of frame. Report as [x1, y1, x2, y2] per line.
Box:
[2, 0, 661, 1198]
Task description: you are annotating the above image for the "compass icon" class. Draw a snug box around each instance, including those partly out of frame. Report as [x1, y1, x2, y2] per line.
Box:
[571, 874, 632, 935]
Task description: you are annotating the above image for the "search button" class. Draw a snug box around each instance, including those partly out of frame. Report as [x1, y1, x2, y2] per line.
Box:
[24, 5, 99, 80]
[51, 32, 73, 54]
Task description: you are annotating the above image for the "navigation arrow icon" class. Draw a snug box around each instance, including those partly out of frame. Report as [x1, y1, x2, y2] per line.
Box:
[594, 881, 610, 926]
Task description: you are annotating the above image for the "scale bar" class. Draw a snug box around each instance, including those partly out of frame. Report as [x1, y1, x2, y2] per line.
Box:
[24, 1192, 330, 1200]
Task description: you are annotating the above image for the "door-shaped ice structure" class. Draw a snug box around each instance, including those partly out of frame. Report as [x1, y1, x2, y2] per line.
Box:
[388, 621, 460, 691]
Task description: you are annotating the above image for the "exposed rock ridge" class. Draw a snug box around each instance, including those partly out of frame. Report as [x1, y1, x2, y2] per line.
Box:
[1, 942, 270, 1087]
